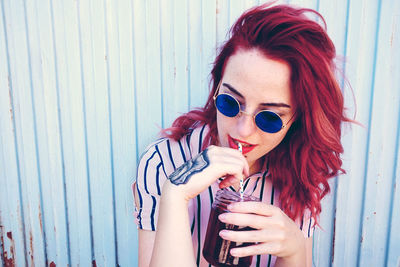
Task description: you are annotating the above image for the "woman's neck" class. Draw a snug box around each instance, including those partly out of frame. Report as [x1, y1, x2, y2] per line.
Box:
[248, 156, 266, 176]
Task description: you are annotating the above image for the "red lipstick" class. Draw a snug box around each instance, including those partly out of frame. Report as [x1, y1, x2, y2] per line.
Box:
[227, 135, 257, 154]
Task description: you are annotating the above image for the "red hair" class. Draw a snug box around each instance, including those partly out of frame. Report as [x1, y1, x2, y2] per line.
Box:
[162, 4, 351, 224]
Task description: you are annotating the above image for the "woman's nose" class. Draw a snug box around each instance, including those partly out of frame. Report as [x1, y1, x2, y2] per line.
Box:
[236, 112, 257, 138]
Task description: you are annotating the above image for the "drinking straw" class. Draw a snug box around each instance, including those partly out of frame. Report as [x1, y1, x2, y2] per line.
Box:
[238, 143, 244, 199]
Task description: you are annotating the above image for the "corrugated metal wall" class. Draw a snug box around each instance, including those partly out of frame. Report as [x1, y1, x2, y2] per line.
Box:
[0, 0, 399, 266]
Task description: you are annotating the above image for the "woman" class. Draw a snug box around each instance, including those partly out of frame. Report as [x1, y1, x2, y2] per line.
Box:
[134, 3, 349, 267]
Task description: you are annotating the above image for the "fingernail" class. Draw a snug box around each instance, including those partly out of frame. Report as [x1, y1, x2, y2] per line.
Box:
[218, 213, 226, 222]
[219, 230, 227, 237]
[230, 249, 238, 257]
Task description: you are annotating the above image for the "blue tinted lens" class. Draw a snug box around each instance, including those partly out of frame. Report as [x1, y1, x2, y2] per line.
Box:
[215, 94, 240, 117]
[255, 111, 283, 133]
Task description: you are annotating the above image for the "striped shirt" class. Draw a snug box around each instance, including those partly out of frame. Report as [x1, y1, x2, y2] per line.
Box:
[134, 124, 314, 267]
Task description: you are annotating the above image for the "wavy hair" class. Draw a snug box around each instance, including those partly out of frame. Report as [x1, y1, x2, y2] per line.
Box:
[162, 3, 351, 224]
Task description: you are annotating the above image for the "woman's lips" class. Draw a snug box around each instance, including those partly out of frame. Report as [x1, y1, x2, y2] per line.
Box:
[227, 135, 257, 154]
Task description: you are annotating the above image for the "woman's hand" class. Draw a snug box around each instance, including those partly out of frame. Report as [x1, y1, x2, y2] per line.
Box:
[217, 201, 307, 265]
[151, 145, 250, 267]
[164, 145, 249, 201]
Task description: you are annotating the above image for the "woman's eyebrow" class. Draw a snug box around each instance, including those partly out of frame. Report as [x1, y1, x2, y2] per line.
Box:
[222, 82, 291, 108]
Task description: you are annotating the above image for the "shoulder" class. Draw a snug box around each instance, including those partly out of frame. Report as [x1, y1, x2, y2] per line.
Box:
[138, 124, 210, 176]
[141, 124, 209, 160]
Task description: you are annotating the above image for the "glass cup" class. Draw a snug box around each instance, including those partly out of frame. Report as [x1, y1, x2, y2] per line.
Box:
[203, 189, 260, 267]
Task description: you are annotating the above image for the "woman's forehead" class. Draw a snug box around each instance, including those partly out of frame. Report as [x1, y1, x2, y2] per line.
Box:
[222, 49, 292, 105]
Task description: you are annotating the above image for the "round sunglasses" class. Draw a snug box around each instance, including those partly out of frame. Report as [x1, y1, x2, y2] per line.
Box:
[213, 83, 293, 133]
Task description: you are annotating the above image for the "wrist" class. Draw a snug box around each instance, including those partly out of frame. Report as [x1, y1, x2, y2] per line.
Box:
[276, 254, 305, 267]
[275, 236, 307, 267]
[162, 180, 191, 205]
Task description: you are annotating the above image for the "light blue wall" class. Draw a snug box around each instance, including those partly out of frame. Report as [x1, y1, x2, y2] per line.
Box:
[0, 0, 399, 266]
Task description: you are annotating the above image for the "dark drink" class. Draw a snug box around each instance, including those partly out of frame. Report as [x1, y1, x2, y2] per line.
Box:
[203, 189, 259, 267]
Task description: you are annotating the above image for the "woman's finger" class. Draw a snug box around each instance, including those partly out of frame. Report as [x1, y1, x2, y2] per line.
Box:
[208, 146, 249, 176]
[218, 175, 238, 189]
[229, 242, 282, 258]
[219, 228, 282, 243]
[218, 212, 280, 230]
[227, 201, 281, 217]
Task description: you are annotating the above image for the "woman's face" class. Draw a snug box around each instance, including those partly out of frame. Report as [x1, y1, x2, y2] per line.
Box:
[216, 48, 295, 175]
